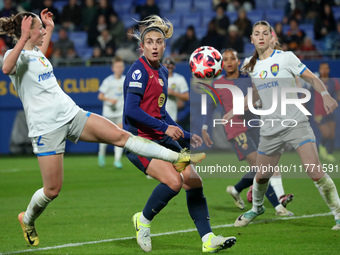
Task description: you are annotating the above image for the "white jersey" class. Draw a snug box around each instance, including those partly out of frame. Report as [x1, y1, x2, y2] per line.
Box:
[99, 74, 125, 118]
[4, 48, 80, 137]
[165, 72, 189, 120]
[245, 50, 308, 136]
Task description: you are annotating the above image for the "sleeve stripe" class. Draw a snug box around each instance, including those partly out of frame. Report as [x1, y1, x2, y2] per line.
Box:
[299, 66, 307, 75]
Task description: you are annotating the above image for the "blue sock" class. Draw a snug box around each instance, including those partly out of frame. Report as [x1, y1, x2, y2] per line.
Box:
[186, 188, 212, 238]
[142, 183, 179, 221]
[326, 138, 335, 154]
[234, 172, 256, 193]
[265, 183, 279, 207]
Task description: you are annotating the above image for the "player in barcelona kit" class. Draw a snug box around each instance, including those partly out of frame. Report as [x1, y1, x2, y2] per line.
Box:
[123, 15, 236, 253]
[224, 20, 340, 230]
[202, 48, 293, 216]
[1, 10, 204, 247]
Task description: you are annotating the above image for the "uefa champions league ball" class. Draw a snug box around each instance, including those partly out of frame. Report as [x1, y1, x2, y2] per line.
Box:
[189, 46, 223, 79]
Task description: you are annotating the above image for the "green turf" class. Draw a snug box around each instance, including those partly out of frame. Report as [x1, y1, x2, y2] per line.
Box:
[0, 151, 339, 254]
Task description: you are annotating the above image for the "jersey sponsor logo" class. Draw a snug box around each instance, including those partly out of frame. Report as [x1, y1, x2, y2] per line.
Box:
[158, 93, 166, 107]
[38, 57, 48, 67]
[259, 71, 267, 79]
[271, 64, 279, 76]
[129, 82, 142, 88]
[29, 58, 37, 62]
[38, 71, 54, 82]
[132, 70, 142, 80]
[158, 79, 164, 86]
[256, 80, 279, 91]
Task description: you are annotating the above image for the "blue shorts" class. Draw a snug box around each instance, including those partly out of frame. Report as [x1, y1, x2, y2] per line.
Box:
[126, 135, 182, 174]
[315, 113, 335, 126]
[230, 128, 259, 161]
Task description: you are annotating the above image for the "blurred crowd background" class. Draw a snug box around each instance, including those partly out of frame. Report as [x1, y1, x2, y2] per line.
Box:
[1, 0, 340, 66]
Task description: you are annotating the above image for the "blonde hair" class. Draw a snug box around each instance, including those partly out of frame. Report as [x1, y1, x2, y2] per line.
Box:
[133, 15, 173, 44]
[242, 20, 272, 73]
[0, 12, 38, 43]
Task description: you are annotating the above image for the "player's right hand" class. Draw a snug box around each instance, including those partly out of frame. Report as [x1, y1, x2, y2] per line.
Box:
[165, 125, 184, 141]
[21, 16, 32, 41]
[323, 94, 338, 114]
[202, 129, 213, 147]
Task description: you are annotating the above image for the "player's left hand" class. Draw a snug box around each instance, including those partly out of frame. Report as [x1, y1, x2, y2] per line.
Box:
[190, 134, 203, 148]
[40, 8, 54, 29]
[323, 94, 338, 114]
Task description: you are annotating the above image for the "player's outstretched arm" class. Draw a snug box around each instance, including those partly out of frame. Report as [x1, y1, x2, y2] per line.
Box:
[301, 68, 338, 114]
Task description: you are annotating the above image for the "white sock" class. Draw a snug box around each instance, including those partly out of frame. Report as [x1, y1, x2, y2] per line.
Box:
[314, 174, 340, 220]
[139, 212, 152, 225]
[201, 232, 214, 243]
[24, 188, 51, 226]
[124, 134, 178, 163]
[98, 143, 107, 156]
[252, 179, 269, 213]
[232, 186, 239, 195]
[114, 146, 124, 162]
[275, 204, 285, 212]
[270, 175, 285, 199]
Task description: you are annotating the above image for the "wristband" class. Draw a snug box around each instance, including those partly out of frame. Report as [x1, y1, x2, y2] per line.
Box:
[321, 91, 329, 97]
[202, 124, 208, 130]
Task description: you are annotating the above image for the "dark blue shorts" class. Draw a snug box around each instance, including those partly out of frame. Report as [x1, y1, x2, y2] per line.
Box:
[126, 135, 182, 174]
[315, 113, 335, 126]
[230, 128, 259, 161]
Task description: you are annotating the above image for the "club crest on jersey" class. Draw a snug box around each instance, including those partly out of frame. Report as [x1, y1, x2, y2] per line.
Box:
[259, 71, 267, 79]
[171, 83, 176, 89]
[159, 79, 164, 86]
[132, 70, 142, 80]
[39, 57, 48, 67]
[158, 93, 166, 107]
[271, 64, 279, 76]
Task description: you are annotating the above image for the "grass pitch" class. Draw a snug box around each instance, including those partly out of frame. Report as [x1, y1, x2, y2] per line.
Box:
[0, 151, 339, 254]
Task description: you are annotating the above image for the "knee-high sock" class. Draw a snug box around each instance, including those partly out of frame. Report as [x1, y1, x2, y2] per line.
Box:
[270, 175, 285, 199]
[124, 134, 178, 163]
[114, 146, 124, 162]
[142, 183, 179, 221]
[265, 184, 280, 207]
[326, 139, 335, 154]
[24, 188, 51, 226]
[252, 179, 269, 212]
[186, 188, 212, 238]
[98, 143, 107, 156]
[315, 174, 340, 220]
[234, 172, 256, 193]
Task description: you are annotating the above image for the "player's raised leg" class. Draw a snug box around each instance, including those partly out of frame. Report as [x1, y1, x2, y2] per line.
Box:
[79, 114, 205, 169]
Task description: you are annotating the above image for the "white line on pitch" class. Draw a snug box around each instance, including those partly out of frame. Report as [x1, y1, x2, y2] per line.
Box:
[0, 212, 333, 255]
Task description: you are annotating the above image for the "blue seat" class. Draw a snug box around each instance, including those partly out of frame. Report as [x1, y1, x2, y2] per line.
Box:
[244, 42, 254, 55]
[194, 0, 212, 12]
[247, 10, 264, 24]
[299, 24, 314, 40]
[121, 14, 140, 29]
[173, 0, 193, 13]
[53, 1, 68, 13]
[158, 0, 172, 13]
[113, 0, 133, 15]
[182, 13, 202, 30]
[201, 12, 216, 30]
[76, 47, 93, 61]
[226, 11, 238, 23]
[69, 32, 88, 48]
[265, 9, 284, 25]
[274, 0, 287, 9]
[51, 32, 59, 43]
[164, 13, 182, 29]
[332, 6, 340, 21]
[256, 0, 274, 9]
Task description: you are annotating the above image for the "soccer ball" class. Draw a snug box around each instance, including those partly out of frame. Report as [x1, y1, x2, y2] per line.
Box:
[189, 46, 223, 79]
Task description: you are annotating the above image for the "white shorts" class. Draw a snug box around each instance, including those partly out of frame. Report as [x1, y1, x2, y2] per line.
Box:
[257, 121, 316, 156]
[31, 109, 91, 156]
